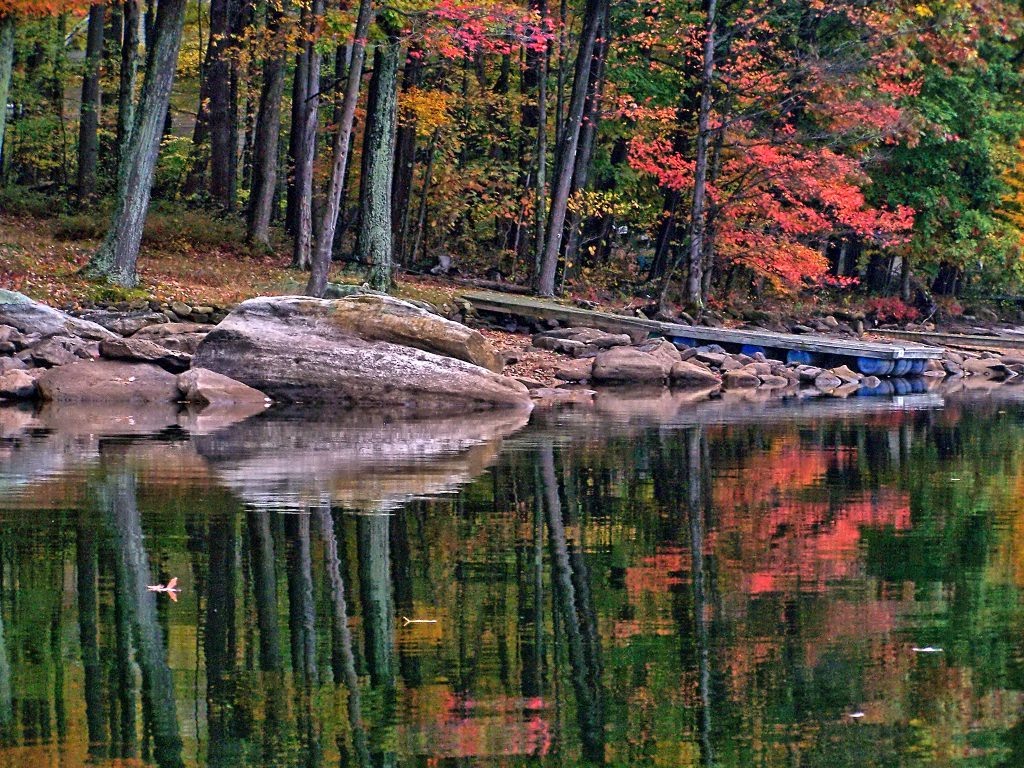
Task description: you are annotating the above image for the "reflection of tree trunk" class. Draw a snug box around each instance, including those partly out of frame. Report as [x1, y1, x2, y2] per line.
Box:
[518, 484, 545, 698]
[104, 471, 185, 768]
[245, 510, 287, 759]
[357, 514, 397, 768]
[539, 445, 603, 762]
[247, 510, 282, 672]
[389, 509, 421, 687]
[112, 534, 139, 759]
[685, 428, 714, 767]
[205, 514, 240, 766]
[285, 515, 318, 685]
[315, 507, 370, 767]
[357, 516, 393, 687]
[76, 517, 107, 752]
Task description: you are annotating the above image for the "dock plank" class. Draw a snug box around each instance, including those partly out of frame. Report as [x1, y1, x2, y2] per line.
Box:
[876, 328, 1024, 352]
[462, 291, 944, 361]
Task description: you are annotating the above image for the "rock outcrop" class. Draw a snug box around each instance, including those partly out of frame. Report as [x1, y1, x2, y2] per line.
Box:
[36, 360, 180, 403]
[192, 295, 531, 411]
[0, 290, 116, 340]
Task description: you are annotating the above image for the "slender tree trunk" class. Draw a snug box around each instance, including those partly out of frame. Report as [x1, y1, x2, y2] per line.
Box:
[560, 3, 610, 288]
[900, 253, 912, 302]
[207, 0, 234, 207]
[680, 0, 717, 311]
[533, 28, 548, 279]
[116, 0, 140, 173]
[285, 38, 309, 235]
[0, 14, 14, 173]
[292, 0, 324, 270]
[305, 0, 373, 296]
[76, 519, 106, 752]
[358, 32, 401, 293]
[84, 0, 189, 286]
[391, 49, 422, 266]
[77, 3, 105, 199]
[535, 0, 607, 296]
[246, 1, 286, 246]
[182, 0, 224, 198]
[410, 127, 438, 265]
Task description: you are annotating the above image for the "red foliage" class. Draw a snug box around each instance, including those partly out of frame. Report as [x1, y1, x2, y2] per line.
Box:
[863, 296, 920, 323]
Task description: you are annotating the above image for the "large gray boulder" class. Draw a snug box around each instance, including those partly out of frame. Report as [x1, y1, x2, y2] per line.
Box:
[0, 290, 116, 341]
[191, 295, 531, 411]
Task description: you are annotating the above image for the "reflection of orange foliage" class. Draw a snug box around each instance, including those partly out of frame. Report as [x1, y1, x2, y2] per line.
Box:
[401, 687, 552, 759]
[624, 550, 685, 597]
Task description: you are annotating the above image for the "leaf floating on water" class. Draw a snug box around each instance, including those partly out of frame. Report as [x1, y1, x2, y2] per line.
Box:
[402, 616, 438, 626]
[848, 712, 865, 719]
[912, 646, 943, 653]
[147, 577, 181, 602]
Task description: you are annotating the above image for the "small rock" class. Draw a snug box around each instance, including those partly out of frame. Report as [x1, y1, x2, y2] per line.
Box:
[635, 339, 682, 365]
[758, 374, 791, 388]
[822, 315, 840, 328]
[719, 356, 742, 372]
[696, 351, 727, 367]
[170, 301, 193, 317]
[942, 361, 964, 376]
[679, 347, 699, 361]
[861, 376, 882, 388]
[592, 346, 670, 384]
[962, 357, 1004, 378]
[791, 324, 815, 334]
[530, 387, 596, 405]
[831, 365, 862, 384]
[76, 309, 167, 336]
[532, 336, 588, 355]
[797, 365, 824, 383]
[177, 367, 270, 407]
[722, 370, 760, 389]
[514, 376, 547, 390]
[554, 358, 594, 382]
[99, 337, 191, 373]
[30, 335, 98, 367]
[191, 305, 214, 315]
[944, 351, 964, 365]
[0, 369, 37, 400]
[814, 372, 843, 391]
[0, 342, 14, 354]
[0, 357, 29, 374]
[742, 362, 772, 377]
[670, 360, 721, 388]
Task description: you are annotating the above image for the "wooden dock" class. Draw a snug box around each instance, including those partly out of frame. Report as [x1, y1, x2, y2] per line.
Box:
[462, 291, 945, 376]
[877, 328, 1024, 353]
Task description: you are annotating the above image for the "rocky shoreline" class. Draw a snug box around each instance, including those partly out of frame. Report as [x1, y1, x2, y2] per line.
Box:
[3, 288, 1022, 420]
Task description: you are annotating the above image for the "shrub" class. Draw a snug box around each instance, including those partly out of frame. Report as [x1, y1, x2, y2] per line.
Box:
[864, 296, 920, 324]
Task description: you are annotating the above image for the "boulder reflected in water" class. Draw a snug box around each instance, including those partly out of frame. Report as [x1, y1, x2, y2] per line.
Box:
[194, 408, 531, 512]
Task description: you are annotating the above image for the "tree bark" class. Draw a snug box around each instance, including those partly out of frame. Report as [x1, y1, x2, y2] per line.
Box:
[246, 0, 286, 246]
[0, 14, 14, 172]
[207, 0, 234, 207]
[291, 0, 324, 270]
[680, 0, 718, 311]
[76, 518, 106, 752]
[535, 0, 608, 296]
[409, 127, 437, 266]
[84, 0, 189, 286]
[306, 0, 373, 296]
[285, 35, 309, 235]
[533, 18, 548, 279]
[116, 0, 140, 173]
[391, 49, 422, 266]
[77, 3, 105, 199]
[358, 32, 401, 293]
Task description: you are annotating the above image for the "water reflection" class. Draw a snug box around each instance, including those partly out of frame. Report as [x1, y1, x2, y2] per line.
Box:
[0, 389, 1022, 765]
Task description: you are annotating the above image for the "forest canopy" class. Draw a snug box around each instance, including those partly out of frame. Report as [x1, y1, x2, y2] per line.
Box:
[1, 0, 1023, 313]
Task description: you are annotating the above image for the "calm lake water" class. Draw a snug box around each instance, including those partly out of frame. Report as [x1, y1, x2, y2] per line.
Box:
[1, 385, 1024, 767]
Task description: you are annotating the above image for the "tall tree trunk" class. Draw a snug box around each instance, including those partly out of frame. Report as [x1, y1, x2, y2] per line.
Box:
[533, 22, 548, 279]
[535, 0, 607, 296]
[182, 0, 224, 198]
[391, 49, 422, 267]
[77, 3, 105, 199]
[116, 0, 140, 173]
[357, 31, 401, 293]
[246, 0, 286, 246]
[678, 0, 717, 311]
[409, 128, 438, 266]
[305, 0, 373, 296]
[292, 0, 324, 270]
[84, 0, 189, 286]
[285, 38, 309, 235]
[246, 510, 282, 672]
[900, 253, 912, 302]
[0, 14, 13, 173]
[560, 2, 610, 287]
[207, 0, 234, 207]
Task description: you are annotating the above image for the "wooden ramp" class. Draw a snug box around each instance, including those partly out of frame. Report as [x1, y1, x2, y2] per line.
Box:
[877, 328, 1024, 352]
[462, 290, 945, 376]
